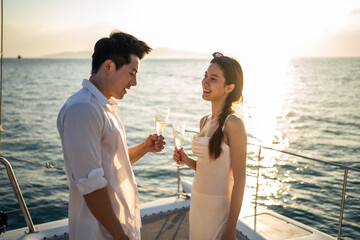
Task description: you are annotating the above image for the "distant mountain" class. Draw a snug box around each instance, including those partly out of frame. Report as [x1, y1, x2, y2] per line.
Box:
[42, 51, 92, 58]
[41, 48, 209, 59]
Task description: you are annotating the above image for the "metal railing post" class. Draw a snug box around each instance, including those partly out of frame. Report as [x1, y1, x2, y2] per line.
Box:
[177, 166, 181, 198]
[337, 168, 348, 240]
[0, 157, 37, 233]
[254, 146, 262, 231]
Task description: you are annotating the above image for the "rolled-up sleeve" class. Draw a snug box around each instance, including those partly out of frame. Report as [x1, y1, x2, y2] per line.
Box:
[61, 102, 107, 195]
[76, 168, 107, 195]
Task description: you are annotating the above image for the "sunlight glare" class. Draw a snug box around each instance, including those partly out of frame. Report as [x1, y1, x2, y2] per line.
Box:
[243, 54, 291, 147]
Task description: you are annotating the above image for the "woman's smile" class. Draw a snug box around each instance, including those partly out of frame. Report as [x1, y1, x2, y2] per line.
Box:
[203, 88, 211, 94]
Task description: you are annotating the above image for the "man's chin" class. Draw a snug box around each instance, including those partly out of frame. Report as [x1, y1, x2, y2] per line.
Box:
[117, 91, 126, 100]
[113, 94, 124, 100]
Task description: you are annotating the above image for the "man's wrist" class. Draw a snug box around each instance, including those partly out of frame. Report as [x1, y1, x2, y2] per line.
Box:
[142, 141, 151, 153]
[111, 222, 128, 240]
[114, 232, 128, 240]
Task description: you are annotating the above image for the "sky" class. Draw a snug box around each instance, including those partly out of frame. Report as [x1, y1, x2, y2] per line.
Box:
[4, 0, 360, 60]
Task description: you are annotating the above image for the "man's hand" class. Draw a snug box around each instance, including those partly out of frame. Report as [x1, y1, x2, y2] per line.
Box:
[84, 188, 129, 240]
[144, 133, 166, 153]
[129, 134, 166, 164]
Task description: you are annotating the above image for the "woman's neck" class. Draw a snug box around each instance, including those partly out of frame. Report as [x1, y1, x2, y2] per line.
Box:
[211, 99, 226, 119]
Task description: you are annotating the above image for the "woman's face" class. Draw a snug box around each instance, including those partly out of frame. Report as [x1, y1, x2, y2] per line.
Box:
[202, 63, 228, 102]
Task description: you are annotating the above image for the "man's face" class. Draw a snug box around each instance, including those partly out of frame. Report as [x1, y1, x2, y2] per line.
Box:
[108, 54, 139, 100]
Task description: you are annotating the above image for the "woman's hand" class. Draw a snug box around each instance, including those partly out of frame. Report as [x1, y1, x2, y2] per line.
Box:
[173, 147, 183, 164]
[144, 134, 166, 153]
[173, 147, 197, 170]
[173, 147, 188, 165]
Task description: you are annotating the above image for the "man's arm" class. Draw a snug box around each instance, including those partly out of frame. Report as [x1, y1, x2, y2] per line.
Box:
[84, 187, 129, 240]
[128, 134, 165, 164]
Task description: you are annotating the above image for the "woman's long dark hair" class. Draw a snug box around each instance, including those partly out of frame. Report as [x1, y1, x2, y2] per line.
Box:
[208, 56, 243, 160]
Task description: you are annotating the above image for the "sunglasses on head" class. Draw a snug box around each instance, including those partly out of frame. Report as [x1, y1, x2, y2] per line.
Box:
[212, 52, 233, 63]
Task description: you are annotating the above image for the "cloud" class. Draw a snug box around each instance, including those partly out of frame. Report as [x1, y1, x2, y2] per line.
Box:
[350, 9, 360, 15]
[293, 27, 360, 57]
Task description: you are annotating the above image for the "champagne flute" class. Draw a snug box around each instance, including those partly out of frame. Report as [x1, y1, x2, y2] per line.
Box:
[172, 121, 185, 167]
[155, 107, 170, 154]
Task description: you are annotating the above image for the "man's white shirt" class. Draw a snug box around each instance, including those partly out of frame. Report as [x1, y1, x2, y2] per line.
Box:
[57, 79, 141, 240]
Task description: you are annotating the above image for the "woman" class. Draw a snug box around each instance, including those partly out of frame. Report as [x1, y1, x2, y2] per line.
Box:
[173, 52, 247, 240]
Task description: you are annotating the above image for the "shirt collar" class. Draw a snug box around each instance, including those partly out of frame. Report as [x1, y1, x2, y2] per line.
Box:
[82, 79, 110, 106]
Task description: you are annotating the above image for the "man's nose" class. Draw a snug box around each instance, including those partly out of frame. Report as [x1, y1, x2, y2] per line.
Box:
[131, 76, 137, 86]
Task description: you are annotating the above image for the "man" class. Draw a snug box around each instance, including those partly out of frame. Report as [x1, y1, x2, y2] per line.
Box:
[57, 30, 164, 240]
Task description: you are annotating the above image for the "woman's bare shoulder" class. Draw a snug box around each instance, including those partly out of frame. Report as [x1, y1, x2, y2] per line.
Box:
[225, 114, 246, 135]
[227, 114, 245, 127]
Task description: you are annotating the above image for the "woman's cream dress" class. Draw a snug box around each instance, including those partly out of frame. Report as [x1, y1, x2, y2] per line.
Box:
[190, 115, 234, 240]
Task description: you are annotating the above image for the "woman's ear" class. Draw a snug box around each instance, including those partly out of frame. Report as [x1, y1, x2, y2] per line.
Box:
[226, 84, 235, 94]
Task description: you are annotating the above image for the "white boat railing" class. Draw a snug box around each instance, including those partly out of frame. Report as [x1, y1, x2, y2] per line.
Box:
[236, 142, 359, 240]
[0, 156, 37, 233]
[247, 142, 360, 240]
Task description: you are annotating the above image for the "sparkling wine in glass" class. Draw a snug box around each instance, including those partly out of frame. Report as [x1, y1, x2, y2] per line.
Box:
[172, 121, 185, 167]
[155, 107, 170, 153]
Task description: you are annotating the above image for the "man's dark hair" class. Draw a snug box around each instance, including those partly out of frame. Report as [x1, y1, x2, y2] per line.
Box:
[91, 30, 152, 74]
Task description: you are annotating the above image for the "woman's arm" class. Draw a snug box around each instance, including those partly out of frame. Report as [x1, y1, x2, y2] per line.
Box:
[222, 116, 247, 240]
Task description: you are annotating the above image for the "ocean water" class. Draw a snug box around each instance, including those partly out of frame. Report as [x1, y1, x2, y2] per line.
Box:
[0, 57, 359, 239]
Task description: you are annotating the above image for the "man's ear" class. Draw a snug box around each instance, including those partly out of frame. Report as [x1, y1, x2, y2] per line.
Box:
[103, 59, 114, 74]
[226, 84, 235, 94]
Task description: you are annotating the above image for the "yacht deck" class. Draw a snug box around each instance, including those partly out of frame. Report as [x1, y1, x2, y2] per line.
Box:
[45, 206, 248, 240]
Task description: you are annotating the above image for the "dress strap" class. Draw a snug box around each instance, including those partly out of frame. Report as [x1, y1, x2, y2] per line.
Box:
[202, 114, 211, 129]
[222, 114, 235, 131]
